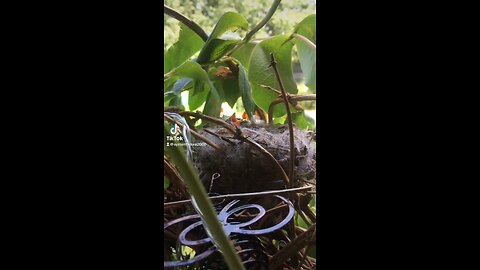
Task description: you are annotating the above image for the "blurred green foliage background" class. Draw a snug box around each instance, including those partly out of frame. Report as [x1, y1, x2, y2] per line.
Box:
[164, 0, 316, 123]
[164, 0, 316, 52]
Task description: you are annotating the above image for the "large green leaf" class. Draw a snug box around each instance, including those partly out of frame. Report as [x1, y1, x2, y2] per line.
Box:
[203, 91, 221, 117]
[164, 23, 205, 73]
[294, 15, 316, 91]
[197, 12, 248, 64]
[168, 61, 220, 114]
[248, 35, 297, 117]
[238, 63, 256, 122]
[219, 77, 240, 108]
[189, 82, 209, 111]
[230, 42, 256, 70]
[197, 39, 241, 63]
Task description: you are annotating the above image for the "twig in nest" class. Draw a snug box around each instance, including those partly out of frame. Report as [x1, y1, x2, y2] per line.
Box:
[164, 114, 221, 151]
[176, 110, 237, 134]
[234, 134, 290, 189]
[173, 110, 291, 189]
[296, 244, 313, 270]
[269, 223, 316, 269]
[301, 179, 316, 186]
[203, 128, 235, 145]
[296, 200, 312, 227]
[164, 155, 188, 198]
[270, 53, 297, 240]
[164, 185, 313, 208]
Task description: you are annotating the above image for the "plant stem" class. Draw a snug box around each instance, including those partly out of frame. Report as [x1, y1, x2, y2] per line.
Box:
[270, 53, 295, 189]
[226, 0, 282, 56]
[163, 123, 245, 270]
[164, 4, 208, 42]
[268, 94, 316, 124]
[270, 53, 298, 241]
[292, 33, 316, 50]
[244, 0, 282, 42]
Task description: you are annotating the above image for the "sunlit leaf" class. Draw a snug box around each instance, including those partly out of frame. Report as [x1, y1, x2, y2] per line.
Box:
[294, 15, 316, 91]
[248, 35, 297, 117]
[292, 111, 316, 130]
[231, 42, 256, 70]
[197, 12, 248, 64]
[238, 63, 256, 122]
[167, 61, 220, 114]
[164, 23, 205, 72]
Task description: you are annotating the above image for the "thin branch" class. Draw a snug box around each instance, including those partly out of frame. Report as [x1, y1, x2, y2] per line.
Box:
[268, 94, 316, 123]
[244, 0, 282, 42]
[164, 114, 221, 151]
[292, 33, 316, 50]
[164, 156, 188, 198]
[164, 4, 208, 42]
[290, 94, 317, 102]
[296, 244, 312, 270]
[164, 185, 313, 208]
[225, 0, 282, 57]
[270, 53, 295, 189]
[258, 83, 282, 95]
[269, 223, 316, 269]
[176, 110, 237, 134]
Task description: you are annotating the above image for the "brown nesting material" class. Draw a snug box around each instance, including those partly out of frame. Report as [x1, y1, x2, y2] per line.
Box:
[192, 124, 316, 195]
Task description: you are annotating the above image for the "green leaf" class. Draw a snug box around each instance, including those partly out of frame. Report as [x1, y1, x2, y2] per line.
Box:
[164, 23, 205, 73]
[197, 39, 241, 63]
[223, 79, 240, 108]
[292, 111, 316, 130]
[170, 78, 193, 95]
[238, 63, 255, 122]
[296, 213, 308, 229]
[197, 12, 248, 64]
[168, 61, 220, 114]
[188, 82, 209, 111]
[294, 15, 316, 91]
[203, 91, 221, 117]
[272, 114, 287, 125]
[248, 35, 297, 117]
[230, 42, 256, 70]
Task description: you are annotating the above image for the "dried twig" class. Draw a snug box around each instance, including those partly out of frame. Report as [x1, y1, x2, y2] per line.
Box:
[164, 185, 313, 208]
[270, 53, 295, 188]
[164, 156, 188, 198]
[169, 110, 291, 189]
[269, 223, 316, 269]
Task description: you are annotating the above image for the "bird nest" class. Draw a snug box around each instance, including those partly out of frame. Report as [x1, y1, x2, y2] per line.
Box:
[164, 121, 317, 269]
